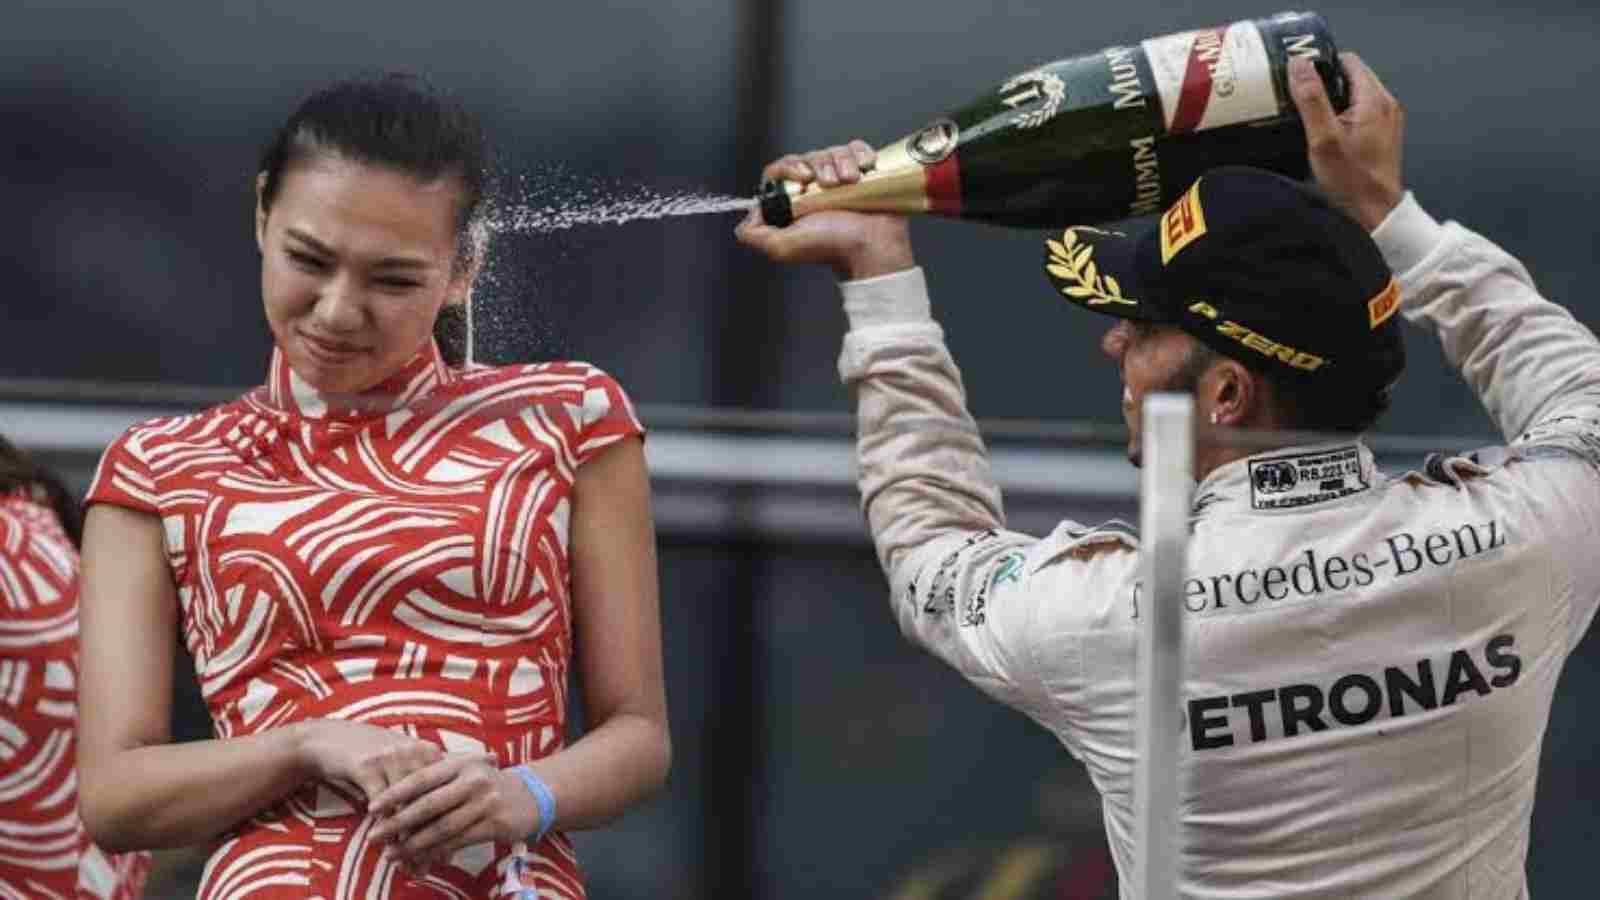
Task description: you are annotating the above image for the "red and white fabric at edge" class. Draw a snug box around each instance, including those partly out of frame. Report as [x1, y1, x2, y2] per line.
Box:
[87, 341, 643, 899]
[1, 491, 150, 899]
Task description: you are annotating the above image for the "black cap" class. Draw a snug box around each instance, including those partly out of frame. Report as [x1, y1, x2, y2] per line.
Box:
[1044, 166, 1403, 392]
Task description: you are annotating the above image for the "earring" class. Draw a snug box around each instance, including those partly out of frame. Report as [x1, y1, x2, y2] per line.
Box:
[1210, 411, 1221, 425]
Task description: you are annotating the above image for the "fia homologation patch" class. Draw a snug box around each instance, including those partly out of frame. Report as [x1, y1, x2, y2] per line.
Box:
[1248, 445, 1369, 511]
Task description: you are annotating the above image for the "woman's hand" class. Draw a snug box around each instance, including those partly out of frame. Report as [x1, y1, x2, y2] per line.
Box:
[291, 719, 443, 808]
[366, 753, 539, 869]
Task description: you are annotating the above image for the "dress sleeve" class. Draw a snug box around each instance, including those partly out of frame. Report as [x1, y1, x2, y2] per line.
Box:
[85, 427, 160, 514]
[573, 367, 645, 466]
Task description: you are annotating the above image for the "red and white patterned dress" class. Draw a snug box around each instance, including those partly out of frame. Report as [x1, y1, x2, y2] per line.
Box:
[1, 491, 150, 900]
[87, 341, 643, 899]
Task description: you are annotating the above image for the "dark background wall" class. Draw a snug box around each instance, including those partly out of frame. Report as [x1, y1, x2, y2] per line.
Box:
[4, 1, 1598, 897]
[10, 1, 1600, 432]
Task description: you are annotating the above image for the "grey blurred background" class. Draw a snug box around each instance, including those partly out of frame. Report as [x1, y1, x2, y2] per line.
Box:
[4, 0, 1598, 897]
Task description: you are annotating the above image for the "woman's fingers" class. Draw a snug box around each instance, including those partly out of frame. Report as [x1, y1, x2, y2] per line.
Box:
[370, 757, 464, 827]
[394, 795, 487, 860]
[374, 743, 441, 805]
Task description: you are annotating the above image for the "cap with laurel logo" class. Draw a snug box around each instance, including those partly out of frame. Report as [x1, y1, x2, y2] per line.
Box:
[1043, 166, 1404, 392]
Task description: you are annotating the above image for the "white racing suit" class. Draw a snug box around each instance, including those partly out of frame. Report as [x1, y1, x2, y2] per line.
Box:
[837, 194, 1600, 899]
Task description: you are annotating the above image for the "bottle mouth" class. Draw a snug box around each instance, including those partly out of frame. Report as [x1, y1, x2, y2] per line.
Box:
[757, 179, 795, 228]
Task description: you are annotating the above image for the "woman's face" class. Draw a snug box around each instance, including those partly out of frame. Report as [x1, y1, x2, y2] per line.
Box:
[256, 154, 467, 395]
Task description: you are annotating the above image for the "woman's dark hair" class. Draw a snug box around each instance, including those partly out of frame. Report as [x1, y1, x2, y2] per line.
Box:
[0, 434, 83, 548]
[257, 73, 488, 364]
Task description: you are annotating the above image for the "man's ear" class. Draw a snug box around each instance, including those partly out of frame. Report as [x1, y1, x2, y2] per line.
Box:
[254, 172, 269, 253]
[1206, 359, 1261, 428]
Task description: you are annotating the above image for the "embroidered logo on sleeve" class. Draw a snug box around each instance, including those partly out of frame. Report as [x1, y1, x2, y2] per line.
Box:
[918, 530, 1000, 620]
[961, 548, 1030, 630]
[991, 551, 1026, 588]
[1249, 445, 1369, 510]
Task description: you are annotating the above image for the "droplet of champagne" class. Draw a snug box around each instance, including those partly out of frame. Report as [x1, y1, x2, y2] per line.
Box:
[486, 185, 753, 234]
[464, 170, 753, 364]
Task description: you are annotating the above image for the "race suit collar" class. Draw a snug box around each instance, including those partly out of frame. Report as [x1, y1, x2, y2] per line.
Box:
[1193, 440, 1378, 518]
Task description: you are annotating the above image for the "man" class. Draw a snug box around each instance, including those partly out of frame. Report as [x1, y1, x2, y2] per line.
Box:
[737, 53, 1600, 898]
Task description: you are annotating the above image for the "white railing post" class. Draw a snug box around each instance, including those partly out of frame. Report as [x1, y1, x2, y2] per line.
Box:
[1133, 392, 1194, 900]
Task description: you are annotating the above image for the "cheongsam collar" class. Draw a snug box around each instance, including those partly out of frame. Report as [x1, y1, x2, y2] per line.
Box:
[263, 340, 454, 423]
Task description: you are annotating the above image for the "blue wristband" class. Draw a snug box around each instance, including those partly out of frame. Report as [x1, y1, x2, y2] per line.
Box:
[511, 765, 557, 843]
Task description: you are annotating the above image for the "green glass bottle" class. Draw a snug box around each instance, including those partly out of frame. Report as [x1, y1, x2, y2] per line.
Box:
[759, 11, 1350, 228]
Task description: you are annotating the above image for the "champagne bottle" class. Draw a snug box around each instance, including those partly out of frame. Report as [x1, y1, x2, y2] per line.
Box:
[758, 11, 1350, 229]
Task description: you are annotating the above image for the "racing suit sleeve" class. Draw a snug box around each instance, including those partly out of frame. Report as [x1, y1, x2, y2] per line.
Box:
[1375, 193, 1600, 648]
[835, 267, 1055, 716]
[1377, 193, 1600, 444]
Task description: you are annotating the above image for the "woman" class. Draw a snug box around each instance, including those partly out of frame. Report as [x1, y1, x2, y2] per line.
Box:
[0, 435, 150, 898]
[77, 75, 670, 899]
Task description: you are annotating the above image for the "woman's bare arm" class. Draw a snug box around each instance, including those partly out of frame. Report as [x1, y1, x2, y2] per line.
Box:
[76, 504, 440, 852]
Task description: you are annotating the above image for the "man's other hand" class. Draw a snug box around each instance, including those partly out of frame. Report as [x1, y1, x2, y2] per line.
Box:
[1291, 52, 1406, 232]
